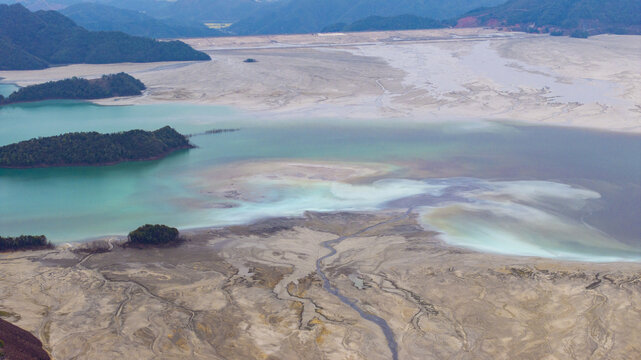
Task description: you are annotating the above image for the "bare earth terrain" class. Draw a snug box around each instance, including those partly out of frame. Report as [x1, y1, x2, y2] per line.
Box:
[0, 212, 640, 359]
[1, 28, 640, 132]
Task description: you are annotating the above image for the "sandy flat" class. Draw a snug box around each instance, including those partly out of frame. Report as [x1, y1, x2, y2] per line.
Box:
[0, 211, 639, 359]
[0, 28, 639, 132]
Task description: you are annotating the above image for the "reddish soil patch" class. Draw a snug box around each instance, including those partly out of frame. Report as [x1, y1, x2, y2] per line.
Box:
[456, 16, 479, 28]
[0, 318, 49, 360]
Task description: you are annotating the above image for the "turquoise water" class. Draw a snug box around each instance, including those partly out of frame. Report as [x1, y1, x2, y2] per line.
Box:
[0, 83, 18, 97]
[0, 102, 639, 261]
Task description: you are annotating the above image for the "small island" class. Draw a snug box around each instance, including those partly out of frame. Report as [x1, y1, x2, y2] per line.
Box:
[0, 126, 192, 168]
[0, 73, 145, 105]
[127, 224, 182, 247]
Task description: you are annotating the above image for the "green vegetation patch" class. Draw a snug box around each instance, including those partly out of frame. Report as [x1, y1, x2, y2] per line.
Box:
[0, 235, 52, 252]
[0, 4, 210, 71]
[462, 0, 641, 36]
[0, 126, 192, 168]
[127, 224, 181, 246]
[0, 73, 145, 105]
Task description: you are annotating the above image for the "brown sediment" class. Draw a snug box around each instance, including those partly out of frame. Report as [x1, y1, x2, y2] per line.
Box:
[1, 29, 638, 133]
[0, 211, 639, 359]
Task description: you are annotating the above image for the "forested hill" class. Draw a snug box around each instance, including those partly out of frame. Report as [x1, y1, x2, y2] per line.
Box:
[0, 126, 193, 168]
[0, 73, 146, 105]
[228, 0, 505, 35]
[323, 15, 450, 33]
[0, 3, 210, 70]
[458, 0, 641, 35]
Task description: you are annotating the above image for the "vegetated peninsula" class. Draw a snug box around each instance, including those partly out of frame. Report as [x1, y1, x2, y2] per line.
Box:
[0, 126, 193, 168]
[0, 3, 210, 71]
[0, 73, 145, 105]
[0, 235, 52, 252]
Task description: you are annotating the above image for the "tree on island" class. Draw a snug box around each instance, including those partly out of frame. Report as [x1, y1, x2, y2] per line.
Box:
[0, 73, 146, 105]
[0, 126, 192, 168]
[127, 224, 181, 246]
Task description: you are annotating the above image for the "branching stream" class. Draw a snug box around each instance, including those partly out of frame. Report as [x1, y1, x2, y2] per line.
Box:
[315, 209, 412, 360]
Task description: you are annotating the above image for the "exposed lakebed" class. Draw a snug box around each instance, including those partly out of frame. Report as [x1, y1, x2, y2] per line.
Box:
[0, 101, 639, 261]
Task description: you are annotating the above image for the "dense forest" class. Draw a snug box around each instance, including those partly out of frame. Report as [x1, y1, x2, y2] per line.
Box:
[0, 126, 192, 168]
[323, 15, 450, 33]
[0, 73, 145, 105]
[0, 235, 52, 252]
[0, 3, 210, 70]
[460, 0, 641, 35]
[228, 0, 504, 35]
[128, 224, 181, 246]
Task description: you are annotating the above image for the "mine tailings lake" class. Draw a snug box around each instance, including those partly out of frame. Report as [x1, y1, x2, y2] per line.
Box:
[0, 101, 639, 262]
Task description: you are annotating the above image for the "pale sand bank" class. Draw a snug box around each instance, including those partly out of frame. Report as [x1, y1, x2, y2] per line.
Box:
[0, 28, 639, 132]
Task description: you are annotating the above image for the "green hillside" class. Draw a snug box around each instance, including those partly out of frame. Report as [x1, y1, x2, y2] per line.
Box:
[0, 3, 210, 70]
[229, 0, 505, 35]
[461, 0, 641, 35]
[323, 15, 450, 33]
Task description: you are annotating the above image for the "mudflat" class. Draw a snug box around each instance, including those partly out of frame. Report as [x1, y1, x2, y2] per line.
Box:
[1, 28, 639, 132]
[0, 211, 639, 359]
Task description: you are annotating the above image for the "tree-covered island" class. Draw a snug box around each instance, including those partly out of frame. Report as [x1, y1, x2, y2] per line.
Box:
[0, 126, 193, 168]
[0, 73, 145, 105]
[127, 224, 182, 247]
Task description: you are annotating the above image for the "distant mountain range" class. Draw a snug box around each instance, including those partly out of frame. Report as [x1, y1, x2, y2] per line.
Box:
[0, 0, 638, 38]
[0, 4, 210, 70]
[60, 3, 221, 38]
[0, 0, 506, 35]
[459, 0, 641, 35]
[323, 0, 641, 35]
[323, 15, 450, 33]
[228, 0, 505, 35]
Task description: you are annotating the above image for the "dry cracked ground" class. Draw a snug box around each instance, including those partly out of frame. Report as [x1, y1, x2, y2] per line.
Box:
[0, 211, 640, 359]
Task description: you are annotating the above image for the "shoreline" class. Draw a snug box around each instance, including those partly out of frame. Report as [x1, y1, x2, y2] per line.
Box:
[32, 209, 641, 265]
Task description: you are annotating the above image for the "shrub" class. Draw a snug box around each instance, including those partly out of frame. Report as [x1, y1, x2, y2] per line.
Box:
[570, 30, 589, 38]
[128, 224, 180, 246]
